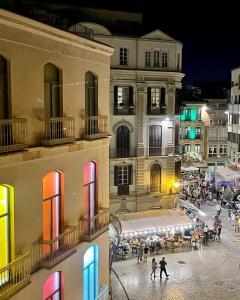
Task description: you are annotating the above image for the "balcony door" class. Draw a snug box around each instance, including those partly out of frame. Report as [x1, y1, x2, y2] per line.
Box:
[43, 272, 63, 300]
[85, 72, 98, 134]
[0, 184, 14, 286]
[149, 125, 162, 156]
[83, 245, 99, 300]
[43, 171, 63, 254]
[116, 126, 130, 157]
[84, 161, 97, 234]
[150, 164, 161, 194]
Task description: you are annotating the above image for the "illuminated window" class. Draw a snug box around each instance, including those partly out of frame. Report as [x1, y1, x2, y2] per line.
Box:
[43, 171, 63, 254]
[116, 126, 130, 157]
[162, 52, 168, 67]
[147, 87, 166, 114]
[119, 48, 128, 65]
[83, 245, 99, 300]
[84, 162, 97, 234]
[153, 50, 160, 67]
[195, 144, 201, 153]
[195, 127, 201, 139]
[184, 144, 191, 153]
[114, 86, 134, 115]
[43, 271, 63, 300]
[0, 184, 14, 286]
[150, 164, 161, 194]
[145, 51, 151, 66]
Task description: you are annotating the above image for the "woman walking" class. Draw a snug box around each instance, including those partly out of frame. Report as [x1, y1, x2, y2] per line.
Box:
[151, 258, 157, 278]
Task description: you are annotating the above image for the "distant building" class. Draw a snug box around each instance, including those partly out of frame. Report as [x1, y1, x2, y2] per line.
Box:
[73, 20, 184, 214]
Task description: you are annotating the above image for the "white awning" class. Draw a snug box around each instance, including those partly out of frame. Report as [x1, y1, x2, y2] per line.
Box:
[216, 167, 240, 181]
[177, 199, 207, 218]
[118, 209, 192, 234]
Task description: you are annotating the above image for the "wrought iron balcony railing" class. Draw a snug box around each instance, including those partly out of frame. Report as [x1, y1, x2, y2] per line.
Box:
[84, 116, 108, 139]
[0, 253, 30, 300]
[146, 145, 183, 157]
[41, 117, 75, 146]
[80, 208, 109, 241]
[0, 118, 27, 154]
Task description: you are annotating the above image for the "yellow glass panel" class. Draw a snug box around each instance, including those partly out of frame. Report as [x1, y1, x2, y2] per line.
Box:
[0, 185, 8, 216]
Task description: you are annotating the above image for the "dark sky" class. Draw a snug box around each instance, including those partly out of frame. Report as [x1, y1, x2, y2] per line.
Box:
[3, 0, 240, 84]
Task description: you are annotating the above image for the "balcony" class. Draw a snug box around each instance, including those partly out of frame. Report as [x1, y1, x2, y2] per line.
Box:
[114, 104, 135, 115]
[41, 117, 75, 146]
[146, 184, 168, 195]
[0, 253, 30, 300]
[96, 285, 109, 300]
[84, 116, 108, 140]
[0, 118, 27, 154]
[146, 146, 183, 157]
[80, 208, 109, 241]
[38, 226, 78, 268]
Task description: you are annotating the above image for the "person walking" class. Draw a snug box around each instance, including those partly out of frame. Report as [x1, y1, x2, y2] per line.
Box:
[137, 243, 143, 263]
[143, 244, 149, 261]
[151, 258, 157, 278]
[203, 225, 209, 245]
[217, 223, 222, 241]
[159, 257, 169, 279]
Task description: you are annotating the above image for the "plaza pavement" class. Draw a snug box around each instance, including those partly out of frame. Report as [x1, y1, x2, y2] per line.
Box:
[111, 206, 240, 300]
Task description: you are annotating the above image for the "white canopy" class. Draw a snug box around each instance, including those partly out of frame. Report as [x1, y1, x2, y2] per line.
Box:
[118, 209, 192, 234]
[216, 167, 240, 181]
[177, 199, 207, 218]
[181, 166, 198, 171]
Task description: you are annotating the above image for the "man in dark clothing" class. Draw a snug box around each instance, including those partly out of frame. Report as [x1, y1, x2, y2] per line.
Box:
[159, 257, 169, 278]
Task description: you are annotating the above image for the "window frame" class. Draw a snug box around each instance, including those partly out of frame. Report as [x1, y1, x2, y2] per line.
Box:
[119, 48, 128, 66]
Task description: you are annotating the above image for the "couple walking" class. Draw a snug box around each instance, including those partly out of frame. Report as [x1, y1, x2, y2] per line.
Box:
[151, 257, 169, 279]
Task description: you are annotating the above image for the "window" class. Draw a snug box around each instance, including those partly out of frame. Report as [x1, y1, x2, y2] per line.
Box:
[145, 51, 151, 66]
[162, 52, 168, 67]
[114, 86, 134, 114]
[184, 144, 191, 153]
[0, 55, 9, 119]
[219, 128, 227, 141]
[0, 184, 14, 286]
[209, 127, 217, 141]
[177, 53, 181, 70]
[43, 272, 63, 300]
[44, 63, 61, 119]
[195, 127, 201, 139]
[120, 48, 128, 65]
[43, 171, 63, 255]
[184, 109, 191, 121]
[209, 145, 217, 157]
[85, 72, 98, 135]
[195, 144, 201, 153]
[219, 145, 227, 157]
[153, 50, 160, 67]
[116, 126, 130, 157]
[83, 245, 99, 300]
[147, 87, 166, 114]
[184, 127, 190, 139]
[196, 108, 201, 120]
[114, 165, 132, 195]
[150, 164, 161, 194]
[84, 162, 97, 234]
[149, 125, 162, 156]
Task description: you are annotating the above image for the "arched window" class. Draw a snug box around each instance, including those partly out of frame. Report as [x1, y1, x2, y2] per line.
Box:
[44, 63, 61, 118]
[116, 126, 130, 158]
[0, 184, 14, 285]
[162, 52, 168, 68]
[150, 164, 161, 194]
[83, 245, 99, 300]
[0, 55, 9, 119]
[153, 50, 160, 67]
[84, 161, 97, 234]
[43, 171, 63, 254]
[43, 271, 63, 300]
[85, 72, 98, 118]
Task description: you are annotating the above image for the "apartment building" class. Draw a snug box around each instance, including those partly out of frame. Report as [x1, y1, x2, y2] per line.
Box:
[71, 21, 185, 214]
[0, 9, 113, 300]
[180, 98, 228, 174]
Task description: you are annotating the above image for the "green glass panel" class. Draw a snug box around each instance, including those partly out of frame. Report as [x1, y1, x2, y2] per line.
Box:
[190, 108, 197, 121]
[190, 127, 195, 140]
[180, 112, 185, 121]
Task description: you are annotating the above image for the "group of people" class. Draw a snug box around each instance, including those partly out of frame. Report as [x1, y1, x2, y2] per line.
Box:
[151, 257, 169, 279]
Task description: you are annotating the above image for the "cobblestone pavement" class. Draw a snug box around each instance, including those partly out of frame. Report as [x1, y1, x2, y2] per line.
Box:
[111, 206, 240, 300]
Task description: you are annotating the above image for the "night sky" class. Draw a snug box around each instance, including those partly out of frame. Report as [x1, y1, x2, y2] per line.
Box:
[2, 0, 240, 84]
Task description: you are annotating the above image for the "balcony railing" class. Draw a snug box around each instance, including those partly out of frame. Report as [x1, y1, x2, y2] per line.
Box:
[39, 226, 78, 268]
[0, 253, 30, 300]
[96, 285, 109, 300]
[114, 104, 135, 115]
[41, 117, 75, 146]
[84, 116, 108, 139]
[0, 118, 27, 154]
[146, 146, 183, 156]
[80, 208, 109, 241]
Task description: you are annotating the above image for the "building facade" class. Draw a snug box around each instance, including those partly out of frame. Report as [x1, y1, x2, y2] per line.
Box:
[0, 9, 113, 300]
[75, 22, 185, 214]
[180, 99, 228, 174]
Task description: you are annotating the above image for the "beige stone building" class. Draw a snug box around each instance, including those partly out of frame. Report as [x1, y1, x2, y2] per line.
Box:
[72, 22, 185, 214]
[0, 9, 113, 300]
